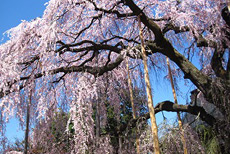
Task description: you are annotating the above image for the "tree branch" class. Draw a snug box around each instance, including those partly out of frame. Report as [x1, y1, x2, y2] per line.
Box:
[162, 23, 189, 34]
[0, 54, 124, 99]
[56, 40, 123, 54]
[124, 0, 164, 42]
[196, 34, 217, 48]
[123, 0, 212, 96]
[118, 101, 217, 133]
[89, 0, 135, 18]
[211, 48, 228, 79]
[145, 40, 212, 95]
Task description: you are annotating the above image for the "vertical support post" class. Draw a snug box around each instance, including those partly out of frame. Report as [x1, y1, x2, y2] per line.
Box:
[126, 59, 140, 154]
[166, 57, 188, 154]
[138, 15, 160, 154]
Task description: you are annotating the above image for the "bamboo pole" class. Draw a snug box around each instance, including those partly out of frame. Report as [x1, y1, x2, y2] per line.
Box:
[166, 57, 188, 154]
[138, 15, 160, 154]
[126, 59, 140, 154]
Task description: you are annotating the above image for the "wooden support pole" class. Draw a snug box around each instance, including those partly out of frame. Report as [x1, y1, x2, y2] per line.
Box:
[138, 15, 160, 154]
[126, 59, 140, 154]
[166, 57, 188, 154]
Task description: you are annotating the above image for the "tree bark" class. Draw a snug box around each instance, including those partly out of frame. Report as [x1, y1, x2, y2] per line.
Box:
[118, 100, 217, 134]
[24, 89, 32, 154]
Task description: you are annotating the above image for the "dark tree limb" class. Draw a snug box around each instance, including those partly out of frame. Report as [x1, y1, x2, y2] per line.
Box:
[222, 6, 230, 27]
[89, 0, 135, 18]
[124, 0, 164, 42]
[118, 101, 217, 134]
[211, 48, 228, 79]
[162, 23, 189, 34]
[196, 34, 217, 48]
[145, 40, 212, 95]
[0, 54, 124, 99]
[20, 54, 124, 80]
[56, 40, 122, 53]
[123, 0, 212, 96]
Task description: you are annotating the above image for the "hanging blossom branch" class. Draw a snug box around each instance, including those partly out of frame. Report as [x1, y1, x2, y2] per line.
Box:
[0, 54, 124, 99]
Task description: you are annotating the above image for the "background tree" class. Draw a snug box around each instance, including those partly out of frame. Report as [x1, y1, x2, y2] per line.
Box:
[31, 82, 148, 154]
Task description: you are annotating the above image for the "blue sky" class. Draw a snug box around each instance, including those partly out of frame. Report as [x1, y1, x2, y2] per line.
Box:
[0, 0, 194, 146]
[0, 0, 48, 42]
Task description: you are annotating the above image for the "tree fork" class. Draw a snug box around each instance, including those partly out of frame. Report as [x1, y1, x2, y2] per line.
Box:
[138, 15, 160, 154]
[166, 57, 188, 154]
[126, 58, 140, 154]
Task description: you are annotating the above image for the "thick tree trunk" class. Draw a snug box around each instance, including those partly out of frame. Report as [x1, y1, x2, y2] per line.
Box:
[206, 79, 230, 154]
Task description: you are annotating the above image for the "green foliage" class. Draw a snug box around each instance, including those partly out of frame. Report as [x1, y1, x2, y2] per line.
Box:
[68, 120, 74, 135]
[50, 111, 73, 143]
[31, 86, 148, 153]
[104, 103, 119, 147]
[196, 124, 221, 154]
